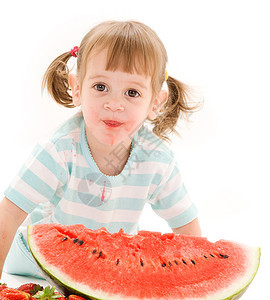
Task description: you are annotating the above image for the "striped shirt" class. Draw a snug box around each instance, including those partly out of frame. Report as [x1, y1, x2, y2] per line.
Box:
[5, 112, 198, 241]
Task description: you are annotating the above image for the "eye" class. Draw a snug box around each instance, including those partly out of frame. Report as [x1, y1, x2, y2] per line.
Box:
[93, 83, 108, 92]
[125, 89, 140, 98]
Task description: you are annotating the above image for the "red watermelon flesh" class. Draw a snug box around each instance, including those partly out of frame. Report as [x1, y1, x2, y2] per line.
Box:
[27, 224, 260, 299]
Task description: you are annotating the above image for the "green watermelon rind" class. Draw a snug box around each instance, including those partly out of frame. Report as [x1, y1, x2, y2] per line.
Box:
[203, 245, 261, 300]
[27, 226, 260, 300]
[27, 226, 103, 300]
[223, 246, 260, 300]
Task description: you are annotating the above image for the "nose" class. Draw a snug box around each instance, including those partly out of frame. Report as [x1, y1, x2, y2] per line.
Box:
[104, 100, 124, 112]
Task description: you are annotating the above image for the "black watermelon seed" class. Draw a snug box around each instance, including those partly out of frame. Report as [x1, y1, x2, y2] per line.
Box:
[162, 263, 166, 267]
[174, 260, 178, 265]
[191, 260, 196, 265]
[223, 255, 229, 259]
[204, 255, 208, 259]
[182, 260, 187, 265]
[78, 240, 84, 246]
[140, 260, 144, 266]
[62, 237, 68, 241]
[116, 259, 120, 265]
[210, 254, 215, 258]
[93, 249, 97, 254]
[98, 251, 103, 258]
[168, 261, 172, 266]
[73, 238, 79, 243]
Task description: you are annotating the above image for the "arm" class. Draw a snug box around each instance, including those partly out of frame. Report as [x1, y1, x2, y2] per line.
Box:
[0, 197, 28, 278]
[172, 217, 202, 236]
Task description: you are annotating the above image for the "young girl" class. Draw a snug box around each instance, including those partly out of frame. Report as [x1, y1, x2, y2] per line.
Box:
[0, 20, 201, 279]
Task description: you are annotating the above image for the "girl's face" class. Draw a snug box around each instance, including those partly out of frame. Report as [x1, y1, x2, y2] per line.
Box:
[70, 50, 166, 149]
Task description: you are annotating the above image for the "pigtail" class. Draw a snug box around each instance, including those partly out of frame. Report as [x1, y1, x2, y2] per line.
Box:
[152, 76, 201, 141]
[42, 52, 75, 108]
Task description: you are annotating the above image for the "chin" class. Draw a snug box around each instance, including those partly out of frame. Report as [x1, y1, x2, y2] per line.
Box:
[103, 133, 131, 148]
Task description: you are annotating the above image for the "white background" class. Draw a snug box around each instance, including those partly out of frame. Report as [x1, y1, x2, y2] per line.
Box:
[0, 0, 269, 298]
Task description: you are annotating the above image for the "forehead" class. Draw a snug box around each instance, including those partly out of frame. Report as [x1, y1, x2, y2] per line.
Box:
[87, 37, 154, 73]
[85, 49, 151, 84]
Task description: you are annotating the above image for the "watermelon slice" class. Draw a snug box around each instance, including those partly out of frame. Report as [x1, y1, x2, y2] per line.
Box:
[27, 224, 260, 300]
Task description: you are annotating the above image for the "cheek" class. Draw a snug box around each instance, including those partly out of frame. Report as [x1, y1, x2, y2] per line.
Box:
[125, 106, 149, 132]
[82, 103, 101, 125]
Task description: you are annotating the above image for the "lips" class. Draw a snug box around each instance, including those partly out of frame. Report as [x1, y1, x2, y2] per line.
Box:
[103, 120, 123, 128]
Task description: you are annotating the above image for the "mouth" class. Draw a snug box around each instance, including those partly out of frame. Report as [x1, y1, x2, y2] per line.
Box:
[103, 120, 123, 128]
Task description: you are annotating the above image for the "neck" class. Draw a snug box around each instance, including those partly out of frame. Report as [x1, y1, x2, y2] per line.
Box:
[86, 132, 132, 176]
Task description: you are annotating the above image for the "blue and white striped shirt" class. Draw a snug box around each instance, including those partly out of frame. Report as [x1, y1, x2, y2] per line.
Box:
[5, 112, 198, 238]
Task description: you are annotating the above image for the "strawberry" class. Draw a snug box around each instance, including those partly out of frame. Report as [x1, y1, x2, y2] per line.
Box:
[0, 283, 8, 292]
[51, 292, 64, 300]
[17, 284, 43, 296]
[33, 286, 64, 300]
[67, 296, 86, 300]
[68, 295, 86, 300]
[0, 288, 30, 300]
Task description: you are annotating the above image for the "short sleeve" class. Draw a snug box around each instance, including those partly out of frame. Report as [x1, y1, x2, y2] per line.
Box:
[149, 157, 198, 229]
[4, 140, 68, 214]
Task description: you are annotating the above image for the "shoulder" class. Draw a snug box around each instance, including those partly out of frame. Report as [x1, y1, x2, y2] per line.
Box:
[42, 111, 83, 151]
[135, 126, 175, 164]
[51, 111, 83, 142]
[31, 111, 83, 162]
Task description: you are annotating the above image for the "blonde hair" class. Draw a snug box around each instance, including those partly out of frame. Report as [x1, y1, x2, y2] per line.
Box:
[43, 20, 200, 141]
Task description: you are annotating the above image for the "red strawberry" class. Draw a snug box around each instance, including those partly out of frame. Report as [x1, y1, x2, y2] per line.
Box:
[33, 286, 64, 300]
[52, 292, 64, 300]
[0, 288, 30, 300]
[17, 284, 43, 296]
[67, 296, 86, 300]
[0, 283, 8, 292]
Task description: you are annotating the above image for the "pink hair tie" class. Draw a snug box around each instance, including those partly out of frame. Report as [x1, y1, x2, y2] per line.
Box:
[70, 46, 80, 58]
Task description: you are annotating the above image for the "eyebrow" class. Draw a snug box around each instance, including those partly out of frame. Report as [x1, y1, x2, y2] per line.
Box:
[87, 75, 148, 90]
[128, 81, 148, 90]
[88, 74, 109, 81]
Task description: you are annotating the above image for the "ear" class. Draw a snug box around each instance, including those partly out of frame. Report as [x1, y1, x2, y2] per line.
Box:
[148, 90, 168, 120]
[68, 74, 81, 106]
